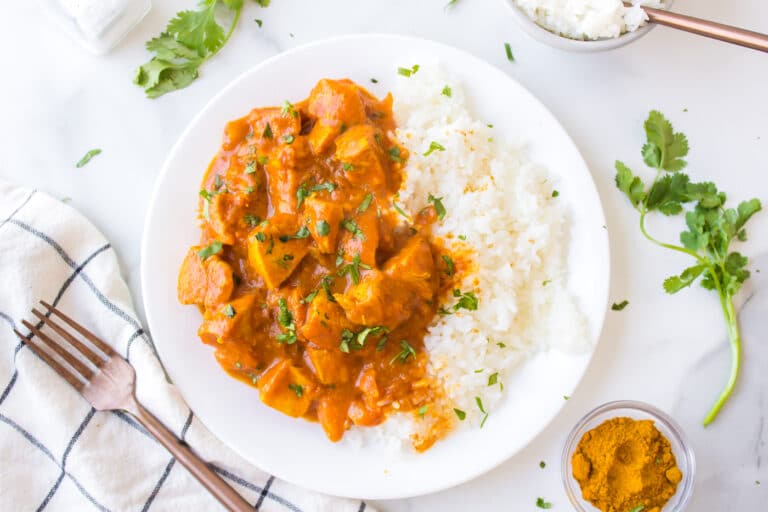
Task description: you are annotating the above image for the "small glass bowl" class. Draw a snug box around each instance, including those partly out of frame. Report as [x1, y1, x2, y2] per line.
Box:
[562, 400, 696, 511]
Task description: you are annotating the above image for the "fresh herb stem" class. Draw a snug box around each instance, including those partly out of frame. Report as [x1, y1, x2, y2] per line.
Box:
[639, 206, 706, 264]
[616, 111, 760, 426]
[704, 292, 741, 425]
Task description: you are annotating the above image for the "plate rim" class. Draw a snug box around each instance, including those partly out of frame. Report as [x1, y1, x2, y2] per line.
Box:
[140, 33, 611, 499]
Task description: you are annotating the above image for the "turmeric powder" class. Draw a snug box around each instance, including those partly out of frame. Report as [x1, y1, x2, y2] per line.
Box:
[572, 417, 682, 512]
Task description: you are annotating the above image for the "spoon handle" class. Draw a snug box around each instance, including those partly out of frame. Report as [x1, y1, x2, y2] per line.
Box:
[642, 5, 768, 53]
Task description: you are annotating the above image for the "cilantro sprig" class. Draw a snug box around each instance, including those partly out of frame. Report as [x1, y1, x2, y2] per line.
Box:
[616, 111, 762, 425]
[135, 0, 264, 98]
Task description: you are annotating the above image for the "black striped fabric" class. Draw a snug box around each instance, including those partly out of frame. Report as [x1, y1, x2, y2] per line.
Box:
[0, 184, 371, 512]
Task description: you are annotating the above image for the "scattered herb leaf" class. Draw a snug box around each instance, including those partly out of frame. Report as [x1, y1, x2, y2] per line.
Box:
[75, 148, 102, 168]
[611, 300, 629, 311]
[423, 141, 446, 157]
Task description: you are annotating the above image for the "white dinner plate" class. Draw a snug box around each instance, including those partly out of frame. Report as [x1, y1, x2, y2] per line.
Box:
[141, 34, 610, 500]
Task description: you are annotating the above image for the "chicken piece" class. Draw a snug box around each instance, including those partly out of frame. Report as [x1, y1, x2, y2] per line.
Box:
[317, 395, 348, 442]
[338, 204, 379, 268]
[303, 195, 343, 254]
[265, 163, 303, 215]
[257, 359, 314, 418]
[177, 248, 234, 309]
[333, 270, 414, 328]
[247, 214, 309, 289]
[245, 107, 301, 147]
[305, 347, 350, 385]
[299, 293, 354, 350]
[334, 125, 386, 188]
[306, 79, 368, 125]
[206, 192, 246, 245]
[307, 119, 340, 155]
[198, 293, 259, 346]
[383, 234, 435, 300]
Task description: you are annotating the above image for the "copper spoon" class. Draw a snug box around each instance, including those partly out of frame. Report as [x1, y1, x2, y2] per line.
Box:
[626, 2, 768, 53]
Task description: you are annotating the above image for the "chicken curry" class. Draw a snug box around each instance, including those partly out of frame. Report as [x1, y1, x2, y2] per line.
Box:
[177, 79, 460, 450]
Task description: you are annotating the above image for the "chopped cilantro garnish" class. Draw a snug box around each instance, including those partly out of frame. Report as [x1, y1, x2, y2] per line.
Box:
[358, 193, 373, 213]
[452, 289, 479, 311]
[392, 200, 410, 219]
[337, 253, 370, 284]
[388, 146, 405, 163]
[288, 383, 304, 397]
[428, 193, 446, 220]
[504, 42, 515, 62]
[301, 289, 319, 304]
[262, 123, 273, 139]
[454, 408, 466, 420]
[283, 134, 295, 144]
[244, 214, 261, 227]
[342, 162, 354, 171]
[317, 220, 330, 236]
[280, 226, 310, 242]
[488, 372, 499, 386]
[281, 100, 298, 118]
[552, 190, 560, 198]
[341, 219, 365, 240]
[611, 300, 629, 311]
[441, 85, 452, 97]
[198, 241, 222, 260]
[535, 497, 552, 509]
[339, 329, 355, 353]
[423, 141, 446, 157]
[390, 340, 416, 364]
[441, 254, 455, 277]
[245, 161, 256, 174]
[397, 64, 419, 77]
[418, 405, 428, 418]
[75, 148, 102, 168]
[224, 304, 236, 318]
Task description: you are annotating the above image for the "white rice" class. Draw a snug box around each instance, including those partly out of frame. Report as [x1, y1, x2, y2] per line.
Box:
[341, 66, 586, 452]
[513, 0, 665, 40]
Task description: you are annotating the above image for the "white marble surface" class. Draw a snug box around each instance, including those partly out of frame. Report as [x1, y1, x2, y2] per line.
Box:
[2, 0, 767, 510]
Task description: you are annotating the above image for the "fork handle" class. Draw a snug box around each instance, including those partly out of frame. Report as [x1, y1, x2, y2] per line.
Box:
[126, 400, 254, 511]
[642, 5, 768, 53]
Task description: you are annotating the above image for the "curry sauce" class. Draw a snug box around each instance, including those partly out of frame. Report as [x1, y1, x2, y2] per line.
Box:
[177, 79, 459, 449]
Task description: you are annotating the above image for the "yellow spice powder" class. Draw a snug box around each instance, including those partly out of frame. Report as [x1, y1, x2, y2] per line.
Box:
[572, 417, 683, 512]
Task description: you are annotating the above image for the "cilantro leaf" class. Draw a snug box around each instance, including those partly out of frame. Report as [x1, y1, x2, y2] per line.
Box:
[616, 110, 763, 426]
[135, 0, 251, 98]
[643, 110, 689, 172]
[615, 161, 645, 208]
[167, 6, 225, 56]
[663, 265, 706, 294]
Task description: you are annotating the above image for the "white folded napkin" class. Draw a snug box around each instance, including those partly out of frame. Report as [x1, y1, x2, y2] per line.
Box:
[0, 180, 373, 512]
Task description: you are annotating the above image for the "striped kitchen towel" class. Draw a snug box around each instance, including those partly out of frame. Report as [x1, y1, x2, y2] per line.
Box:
[0, 180, 372, 512]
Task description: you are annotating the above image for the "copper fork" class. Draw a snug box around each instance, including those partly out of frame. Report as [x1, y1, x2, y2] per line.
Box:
[14, 301, 253, 512]
[624, 2, 768, 53]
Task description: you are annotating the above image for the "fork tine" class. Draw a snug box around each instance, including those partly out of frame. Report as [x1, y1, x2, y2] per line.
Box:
[14, 329, 85, 391]
[40, 300, 116, 357]
[31, 308, 106, 367]
[21, 320, 95, 380]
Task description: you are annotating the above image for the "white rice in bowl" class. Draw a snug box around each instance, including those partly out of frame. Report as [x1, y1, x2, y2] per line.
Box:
[340, 66, 588, 452]
[513, 0, 666, 40]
